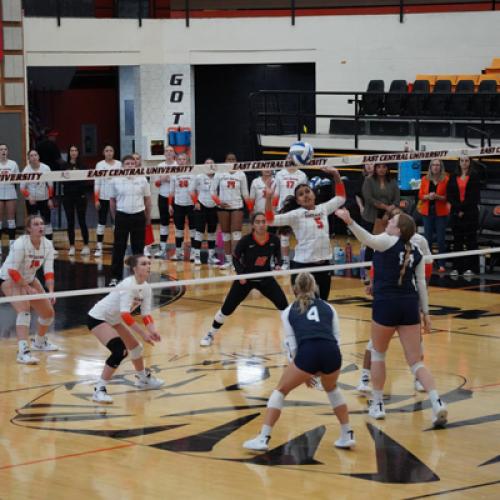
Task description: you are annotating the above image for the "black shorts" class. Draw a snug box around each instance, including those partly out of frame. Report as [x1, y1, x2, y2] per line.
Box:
[294, 338, 342, 375]
[217, 207, 243, 213]
[372, 297, 420, 327]
[87, 314, 106, 331]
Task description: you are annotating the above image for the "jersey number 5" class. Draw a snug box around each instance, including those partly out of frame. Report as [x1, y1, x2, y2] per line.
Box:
[314, 216, 324, 229]
[306, 306, 320, 322]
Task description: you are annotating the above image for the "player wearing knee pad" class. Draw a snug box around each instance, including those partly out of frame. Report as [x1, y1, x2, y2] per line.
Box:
[243, 272, 355, 452]
[87, 255, 164, 404]
[0, 215, 57, 364]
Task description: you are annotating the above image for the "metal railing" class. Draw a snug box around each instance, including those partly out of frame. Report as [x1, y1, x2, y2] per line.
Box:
[249, 89, 500, 151]
[23, 0, 498, 26]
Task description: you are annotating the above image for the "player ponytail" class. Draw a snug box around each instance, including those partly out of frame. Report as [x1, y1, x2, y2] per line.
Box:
[125, 254, 146, 272]
[397, 213, 416, 286]
[293, 272, 318, 313]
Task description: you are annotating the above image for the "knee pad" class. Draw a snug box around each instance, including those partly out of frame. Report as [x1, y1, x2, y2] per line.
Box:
[367, 339, 373, 351]
[371, 348, 386, 362]
[96, 224, 105, 235]
[267, 390, 285, 410]
[159, 225, 169, 236]
[327, 388, 345, 409]
[195, 231, 203, 242]
[410, 361, 425, 376]
[7, 219, 16, 229]
[175, 229, 184, 238]
[231, 231, 241, 242]
[214, 310, 227, 325]
[280, 235, 290, 248]
[207, 232, 216, 242]
[38, 315, 54, 327]
[105, 337, 128, 369]
[129, 344, 143, 361]
[222, 232, 231, 242]
[16, 311, 31, 328]
[45, 224, 53, 235]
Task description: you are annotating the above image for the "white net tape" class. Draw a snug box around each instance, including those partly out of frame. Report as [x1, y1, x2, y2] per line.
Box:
[2, 145, 500, 184]
[1, 247, 499, 304]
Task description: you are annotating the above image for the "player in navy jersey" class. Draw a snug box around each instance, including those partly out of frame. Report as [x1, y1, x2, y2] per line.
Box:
[200, 212, 288, 346]
[335, 208, 448, 428]
[243, 272, 355, 451]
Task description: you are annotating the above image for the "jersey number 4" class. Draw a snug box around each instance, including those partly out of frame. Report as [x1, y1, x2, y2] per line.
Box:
[307, 306, 320, 322]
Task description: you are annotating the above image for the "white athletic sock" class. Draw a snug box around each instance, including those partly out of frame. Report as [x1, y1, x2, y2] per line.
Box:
[137, 369, 148, 379]
[96, 378, 108, 389]
[340, 423, 352, 438]
[372, 389, 384, 404]
[260, 424, 272, 438]
[428, 389, 440, 405]
[361, 368, 370, 380]
[18, 340, 29, 352]
[34, 334, 45, 344]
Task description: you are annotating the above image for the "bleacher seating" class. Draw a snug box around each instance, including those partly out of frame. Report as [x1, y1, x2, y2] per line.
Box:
[385, 80, 408, 115]
[406, 79, 430, 116]
[360, 80, 385, 115]
[426, 79, 452, 116]
[450, 79, 474, 116]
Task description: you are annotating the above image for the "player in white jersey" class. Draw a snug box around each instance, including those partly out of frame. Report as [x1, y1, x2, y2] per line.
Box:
[210, 152, 250, 269]
[274, 165, 308, 269]
[0, 215, 57, 364]
[356, 207, 433, 394]
[168, 153, 196, 261]
[249, 170, 276, 214]
[87, 254, 164, 403]
[94, 145, 122, 257]
[265, 167, 346, 300]
[0, 144, 20, 254]
[193, 159, 219, 266]
[20, 150, 55, 245]
[153, 146, 177, 259]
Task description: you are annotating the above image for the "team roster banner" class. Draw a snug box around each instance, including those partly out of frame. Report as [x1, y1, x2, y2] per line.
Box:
[2, 145, 500, 184]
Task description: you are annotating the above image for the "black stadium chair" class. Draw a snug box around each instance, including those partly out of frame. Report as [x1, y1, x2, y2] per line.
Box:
[472, 79, 497, 117]
[426, 79, 452, 116]
[406, 79, 430, 116]
[360, 80, 385, 115]
[450, 79, 474, 117]
[385, 80, 408, 115]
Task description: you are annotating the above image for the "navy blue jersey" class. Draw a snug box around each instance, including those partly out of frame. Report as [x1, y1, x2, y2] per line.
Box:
[288, 298, 338, 347]
[372, 238, 422, 300]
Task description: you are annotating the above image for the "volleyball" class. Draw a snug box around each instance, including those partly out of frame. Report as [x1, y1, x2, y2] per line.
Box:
[289, 141, 314, 166]
[309, 176, 322, 190]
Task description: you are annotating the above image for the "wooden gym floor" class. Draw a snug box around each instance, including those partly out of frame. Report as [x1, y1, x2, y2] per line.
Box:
[1, 238, 500, 499]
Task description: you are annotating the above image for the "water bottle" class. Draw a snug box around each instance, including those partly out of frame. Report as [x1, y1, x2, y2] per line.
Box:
[333, 242, 345, 276]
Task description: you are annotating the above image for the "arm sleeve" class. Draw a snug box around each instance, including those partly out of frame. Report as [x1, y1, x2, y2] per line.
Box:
[43, 241, 55, 279]
[281, 306, 297, 362]
[143, 179, 151, 197]
[322, 190, 346, 215]
[240, 173, 249, 200]
[8, 239, 25, 275]
[328, 304, 341, 343]
[119, 289, 134, 315]
[232, 237, 246, 275]
[415, 259, 430, 315]
[270, 209, 299, 227]
[140, 286, 152, 317]
[348, 220, 399, 251]
[94, 165, 101, 196]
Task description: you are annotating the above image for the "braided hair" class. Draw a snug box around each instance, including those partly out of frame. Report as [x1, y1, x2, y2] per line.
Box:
[396, 213, 416, 286]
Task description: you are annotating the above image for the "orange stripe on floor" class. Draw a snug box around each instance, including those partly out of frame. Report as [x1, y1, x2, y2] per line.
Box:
[0, 443, 135, 471]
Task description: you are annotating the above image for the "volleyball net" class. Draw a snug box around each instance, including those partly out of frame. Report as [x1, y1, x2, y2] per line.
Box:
[0, 144, 499, 306]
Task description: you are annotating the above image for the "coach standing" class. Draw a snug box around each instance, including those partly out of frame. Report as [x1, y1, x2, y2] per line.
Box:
[109, 155, 151, 286]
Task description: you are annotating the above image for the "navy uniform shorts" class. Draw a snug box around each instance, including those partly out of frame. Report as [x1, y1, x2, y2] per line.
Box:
[294, 338, 342, 375]
[372, 297, 420, 327]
